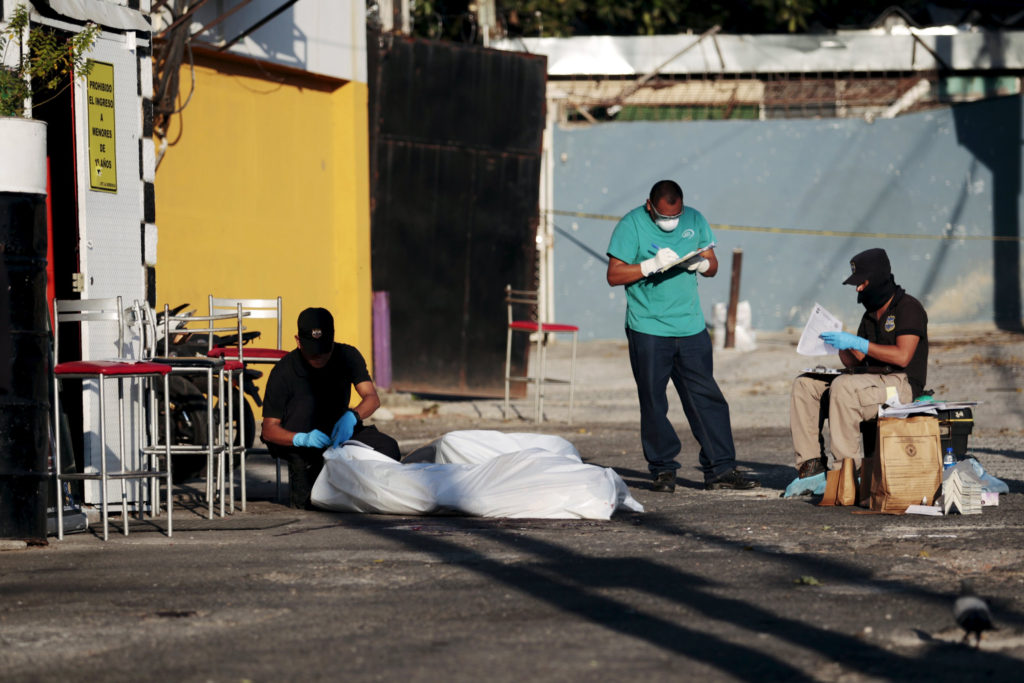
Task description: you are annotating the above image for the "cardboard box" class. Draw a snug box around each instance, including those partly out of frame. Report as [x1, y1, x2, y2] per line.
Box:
[867, 416, 942, 513]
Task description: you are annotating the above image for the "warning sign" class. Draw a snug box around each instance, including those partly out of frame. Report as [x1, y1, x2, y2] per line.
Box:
[87, 60, 117, 193]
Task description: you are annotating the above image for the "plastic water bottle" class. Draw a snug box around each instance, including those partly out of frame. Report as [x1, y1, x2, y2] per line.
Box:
[943, 446, 955, 470]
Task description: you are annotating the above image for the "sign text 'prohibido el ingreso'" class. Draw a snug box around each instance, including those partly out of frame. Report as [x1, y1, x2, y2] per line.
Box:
[87, 60, 117, 193]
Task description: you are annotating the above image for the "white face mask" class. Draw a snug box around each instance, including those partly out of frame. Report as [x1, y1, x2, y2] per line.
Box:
[649, 200, 683, 232]
[654, 217, 679, 232]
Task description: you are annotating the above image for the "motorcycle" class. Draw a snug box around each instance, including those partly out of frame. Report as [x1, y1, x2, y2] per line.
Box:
[153, 304, 263, 483]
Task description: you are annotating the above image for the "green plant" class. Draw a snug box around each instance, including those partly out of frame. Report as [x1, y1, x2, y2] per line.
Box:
[0, 4, 99, 117]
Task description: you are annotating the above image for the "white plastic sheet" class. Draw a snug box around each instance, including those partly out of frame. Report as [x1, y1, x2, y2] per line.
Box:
[406, 430, 582, 465]
[311, 431, 643, 519]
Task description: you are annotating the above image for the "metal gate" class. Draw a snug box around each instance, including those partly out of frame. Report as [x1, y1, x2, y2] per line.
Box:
[368, 33, 547, 395]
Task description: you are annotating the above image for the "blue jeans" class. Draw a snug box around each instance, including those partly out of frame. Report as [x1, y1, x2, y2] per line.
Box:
[626, 328, 737, 481]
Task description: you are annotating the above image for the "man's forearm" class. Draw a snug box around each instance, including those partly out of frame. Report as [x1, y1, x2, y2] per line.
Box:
[352, 399, 379, 421]
[838, 341, 914, 369]
[351, 381, 382, 420]
[260, 419, 294, 447]
[607, 260, 645, 286]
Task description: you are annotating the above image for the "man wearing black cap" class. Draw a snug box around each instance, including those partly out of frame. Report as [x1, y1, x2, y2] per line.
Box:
[260, 307, 400, 508]
[790, 248, 929, 478]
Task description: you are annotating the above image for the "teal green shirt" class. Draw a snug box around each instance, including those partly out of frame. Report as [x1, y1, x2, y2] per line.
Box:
[607, 205, 716, 337]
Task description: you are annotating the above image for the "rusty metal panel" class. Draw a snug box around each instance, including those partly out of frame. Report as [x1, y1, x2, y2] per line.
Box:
[369, 35, 546, 395]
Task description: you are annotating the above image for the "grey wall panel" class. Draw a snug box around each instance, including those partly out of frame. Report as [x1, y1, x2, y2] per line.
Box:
[553, 96, 1023, 339]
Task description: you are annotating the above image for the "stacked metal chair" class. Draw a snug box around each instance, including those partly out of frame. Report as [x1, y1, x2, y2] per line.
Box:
[207, 296, 287, 504]
[133, 301, 247, 517]
[52, 297, 173, 540]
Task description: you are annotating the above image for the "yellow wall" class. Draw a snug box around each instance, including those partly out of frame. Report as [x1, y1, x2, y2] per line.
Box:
[155, 58, 372, 415]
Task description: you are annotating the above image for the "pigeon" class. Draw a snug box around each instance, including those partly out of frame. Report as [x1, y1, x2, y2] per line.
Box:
[953, 580, 994, 647]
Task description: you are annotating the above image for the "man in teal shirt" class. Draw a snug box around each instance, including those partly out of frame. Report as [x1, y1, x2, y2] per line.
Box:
[606, 180, 759, 493]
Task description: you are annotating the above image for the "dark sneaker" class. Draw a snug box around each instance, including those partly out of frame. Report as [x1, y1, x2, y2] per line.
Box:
[705, 469, 760, 490]
[797, 458, 827, 479]
[651, 471, 676, 493]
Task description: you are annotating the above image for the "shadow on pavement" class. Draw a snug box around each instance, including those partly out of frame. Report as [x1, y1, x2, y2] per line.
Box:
[327, 514, 1024, 678]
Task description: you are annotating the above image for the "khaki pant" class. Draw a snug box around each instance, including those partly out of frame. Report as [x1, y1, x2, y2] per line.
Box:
[790, 372, 912, 468]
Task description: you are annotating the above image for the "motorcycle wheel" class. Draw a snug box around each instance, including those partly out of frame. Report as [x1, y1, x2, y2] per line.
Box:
[212, 395, 256, 454]
[158, 375, 211, 484]
[233, 397, 256, 451]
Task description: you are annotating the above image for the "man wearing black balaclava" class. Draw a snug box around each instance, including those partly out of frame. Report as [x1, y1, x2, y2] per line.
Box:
[789, 248, 929, 478]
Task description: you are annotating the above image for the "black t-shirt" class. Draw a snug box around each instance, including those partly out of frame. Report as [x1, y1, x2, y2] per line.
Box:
[855, 287, 929, 397]
[262, 344, 372, 434]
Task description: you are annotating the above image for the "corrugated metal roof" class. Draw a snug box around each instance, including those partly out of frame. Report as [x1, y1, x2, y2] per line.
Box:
[492, 29, 1024, 76]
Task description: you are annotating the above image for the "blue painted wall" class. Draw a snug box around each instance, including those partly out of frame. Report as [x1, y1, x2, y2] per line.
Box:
[553, 95, 1023, 339]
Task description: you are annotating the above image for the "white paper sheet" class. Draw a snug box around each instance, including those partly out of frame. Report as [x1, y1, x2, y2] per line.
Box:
[878, 399, 980, 418]
[905, 504, 943, 516]
[797, 303, 843, 356]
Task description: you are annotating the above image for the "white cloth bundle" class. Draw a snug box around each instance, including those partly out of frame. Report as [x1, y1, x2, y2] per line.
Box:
[311, 430, 643, 520]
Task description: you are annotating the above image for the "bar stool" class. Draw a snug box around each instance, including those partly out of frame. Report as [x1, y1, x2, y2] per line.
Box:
[207, 296, 288, 504]
[134, 302, 247, 517]
[53, 297, 173, 541]
[503, 285, 579, 423]
[201, 304, 249, 513]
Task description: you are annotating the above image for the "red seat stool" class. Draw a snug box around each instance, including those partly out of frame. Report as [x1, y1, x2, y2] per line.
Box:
[53, 297, 173, 541]
[503, 285, 578, 423]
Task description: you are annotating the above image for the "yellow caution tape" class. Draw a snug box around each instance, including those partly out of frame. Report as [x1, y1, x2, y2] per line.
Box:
[548, 209, 1023, 242]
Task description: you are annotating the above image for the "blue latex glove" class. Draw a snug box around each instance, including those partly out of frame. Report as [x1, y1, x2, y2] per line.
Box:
[783, 472, 827, 498]
[330, 410, 359, 447]
[292, 429, 330, 449]
[820, 330, 869, 354]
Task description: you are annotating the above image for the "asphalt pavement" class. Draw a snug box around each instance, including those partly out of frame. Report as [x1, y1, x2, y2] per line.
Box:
[1, 326, 1022, 681]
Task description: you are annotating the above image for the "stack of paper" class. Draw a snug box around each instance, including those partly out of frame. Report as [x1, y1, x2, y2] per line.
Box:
[879, 399, 938, 418]
[942, 470, 983, 515]
[879, 399, 981, 419]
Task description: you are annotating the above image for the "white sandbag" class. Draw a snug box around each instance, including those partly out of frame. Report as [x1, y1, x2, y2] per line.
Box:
[407, 430, 581, 465]
[711, 300, 757, 352]
[311, 436, 643, 520]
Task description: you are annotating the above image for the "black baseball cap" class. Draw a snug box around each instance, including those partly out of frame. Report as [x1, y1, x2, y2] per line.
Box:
[842, 248, 891, 286]
[297, 307, 334, 354]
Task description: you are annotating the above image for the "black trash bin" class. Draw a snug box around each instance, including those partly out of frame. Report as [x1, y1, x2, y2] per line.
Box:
[0, 190, 50, 541]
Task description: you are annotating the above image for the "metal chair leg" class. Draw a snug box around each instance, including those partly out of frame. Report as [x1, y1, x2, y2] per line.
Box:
[503, 328, 513, 420]
[117, 379, 131, 535]
[217, 386, 225, 519]
[98, 381, 110, 541]
[225, 369, 234, 513]
[568, 331, 578, 424]
[535, 332, 545, 423]
[209, 368, 219, 520]
[147, 374, 159, 517]
[223, 368, 234, 514]
[163, 373, 172, 537]
[238, 373, 246, 512]
[55, 376, 64, 541]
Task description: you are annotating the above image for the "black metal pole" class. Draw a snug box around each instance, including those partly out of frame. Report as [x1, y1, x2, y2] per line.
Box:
[724, 249, 743, 350]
